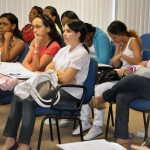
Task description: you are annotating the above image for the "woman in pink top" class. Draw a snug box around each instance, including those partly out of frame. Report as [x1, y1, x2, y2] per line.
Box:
[22, 14, 62, 72]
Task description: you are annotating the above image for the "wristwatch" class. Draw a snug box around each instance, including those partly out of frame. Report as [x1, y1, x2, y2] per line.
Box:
[34, 50, 39, 55]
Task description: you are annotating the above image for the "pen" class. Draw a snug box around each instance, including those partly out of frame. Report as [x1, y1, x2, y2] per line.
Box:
[9, 73, 21, 76]
[141, 137, 150, 147]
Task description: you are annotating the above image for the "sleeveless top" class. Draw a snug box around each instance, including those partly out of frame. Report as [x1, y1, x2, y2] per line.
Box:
[121, 37, 135, 68]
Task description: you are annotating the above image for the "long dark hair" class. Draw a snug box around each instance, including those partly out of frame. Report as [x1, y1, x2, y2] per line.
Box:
[0, 13, 23, 40]
[35, 14, 63, 47]
[32, 6, 43, 14]
[107, 20, 141, 43]
[66, 19, 89, 53]
[44, 6, 63, 35]
[61, 10, 79, 20]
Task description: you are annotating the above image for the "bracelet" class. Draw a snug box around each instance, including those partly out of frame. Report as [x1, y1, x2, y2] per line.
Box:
[34, 50, 39, 55]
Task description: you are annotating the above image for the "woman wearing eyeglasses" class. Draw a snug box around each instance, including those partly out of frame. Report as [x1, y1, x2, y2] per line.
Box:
[0, 13, 25, 62]
[22, 14, 62, 72]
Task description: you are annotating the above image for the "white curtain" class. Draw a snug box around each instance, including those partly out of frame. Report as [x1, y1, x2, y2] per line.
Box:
[115, 0, 150, 36]
[0, 0, 149, 35]
[0, 0, 113, 32]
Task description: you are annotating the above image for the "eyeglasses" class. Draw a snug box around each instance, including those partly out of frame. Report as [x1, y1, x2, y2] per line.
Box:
[0, 22, 10, 27]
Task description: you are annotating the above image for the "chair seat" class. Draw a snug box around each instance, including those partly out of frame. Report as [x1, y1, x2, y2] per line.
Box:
[129, 99, 150, 111]
[0, 95, 13, 104]
[35, 107, 80, 117]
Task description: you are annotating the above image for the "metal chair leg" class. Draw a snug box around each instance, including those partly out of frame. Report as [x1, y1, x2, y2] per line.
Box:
[143, 112, 148, 141]
[91, 108, 94, 118]
[77, 118, 83, 141]
[55, 118, 61, 144]
[49, 118, 54, 141]
[37, 117, 47, 150]
[110, 105, 114, 126]
[105, 103, 113, 139]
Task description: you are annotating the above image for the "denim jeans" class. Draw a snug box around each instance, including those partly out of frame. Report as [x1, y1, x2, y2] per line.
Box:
[0, 89, 13, 98]
[102, 74, 150, 139]
[3, 89, 79, 144]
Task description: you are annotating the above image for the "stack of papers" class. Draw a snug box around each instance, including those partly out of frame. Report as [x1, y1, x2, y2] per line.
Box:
[0, 62, 37, 79]
[57, 139, 126, 150]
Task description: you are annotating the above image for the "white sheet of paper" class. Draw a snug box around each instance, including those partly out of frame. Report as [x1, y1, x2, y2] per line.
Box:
[57, 139, 126, 150]
[0, 62, 37, 79]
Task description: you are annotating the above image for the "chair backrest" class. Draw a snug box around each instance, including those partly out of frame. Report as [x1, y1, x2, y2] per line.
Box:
[16, 43, 29, 63]
[83, 58, 98, 104]
[140, 33, 150, 50]
[142, 49, 150, 61]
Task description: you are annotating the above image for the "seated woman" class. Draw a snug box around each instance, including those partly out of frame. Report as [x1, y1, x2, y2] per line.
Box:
[1, 19, 90, 150]
[0, 14, 62, 98]
[0, 13, 25, 62]
[22, 14, 62, 72]
[73, 20, 143, 140]
[43, 6, 63, 36]
[89, 60, 150, 146]
[21, 6, 43, 45]
[61, 10, 79, 28]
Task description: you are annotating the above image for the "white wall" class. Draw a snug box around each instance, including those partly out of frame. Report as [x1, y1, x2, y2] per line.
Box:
[0, 0, 149, 35]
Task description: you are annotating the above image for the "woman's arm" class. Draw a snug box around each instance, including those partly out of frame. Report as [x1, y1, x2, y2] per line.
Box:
[1, 32, 24, 62]
[46, 63, 78, 84]
[57, 68, 78, 84]
[110, 44, 122, 68]
[28, 37, 59, 71]
[121, 39, 142, 65]
[22, 48, 34, 71]
[131, 145, 150, 150]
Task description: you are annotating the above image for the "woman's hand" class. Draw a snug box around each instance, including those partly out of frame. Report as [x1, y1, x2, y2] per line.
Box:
[138, 61, 148, 67]
[131, 145, 150, 150]
[110, 53, 122, 67]
[4, 32, 13, 41]
[34, 35, 43, 48]
[45, 61, 56, 71]
[116, 68, 133, 77]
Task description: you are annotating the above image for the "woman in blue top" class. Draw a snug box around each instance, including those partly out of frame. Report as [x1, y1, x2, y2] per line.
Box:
[85, 23, 111, 64]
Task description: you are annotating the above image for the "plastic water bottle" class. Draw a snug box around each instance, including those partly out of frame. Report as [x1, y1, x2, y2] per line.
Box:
[137, 131, 145, 138]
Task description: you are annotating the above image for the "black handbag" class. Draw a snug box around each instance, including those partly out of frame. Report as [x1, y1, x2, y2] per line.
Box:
[96, 69, 121, 84]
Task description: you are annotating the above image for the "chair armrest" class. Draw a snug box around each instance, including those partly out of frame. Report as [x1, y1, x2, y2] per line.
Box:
[52, 84, 87, 111]
[98, 64, 113, 72]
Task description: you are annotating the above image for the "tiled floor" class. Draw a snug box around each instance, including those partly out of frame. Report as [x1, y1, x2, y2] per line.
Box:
[0, 103, 148, 150]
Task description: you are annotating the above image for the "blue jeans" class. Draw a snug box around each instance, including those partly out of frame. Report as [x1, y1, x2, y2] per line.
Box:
[102, 74, 150, 139]
[0, 89, 13, 98]
[3, 89, 79, 144]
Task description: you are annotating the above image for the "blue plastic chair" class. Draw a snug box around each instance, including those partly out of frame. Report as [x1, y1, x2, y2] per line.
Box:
[105, 48, 150, 140]
[0, 43, 29, 104]
[16, 43, 29, 63]
[35, 58, 98, 149]
[140, 33, 150, 50]
[129, 99, 150, 140]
